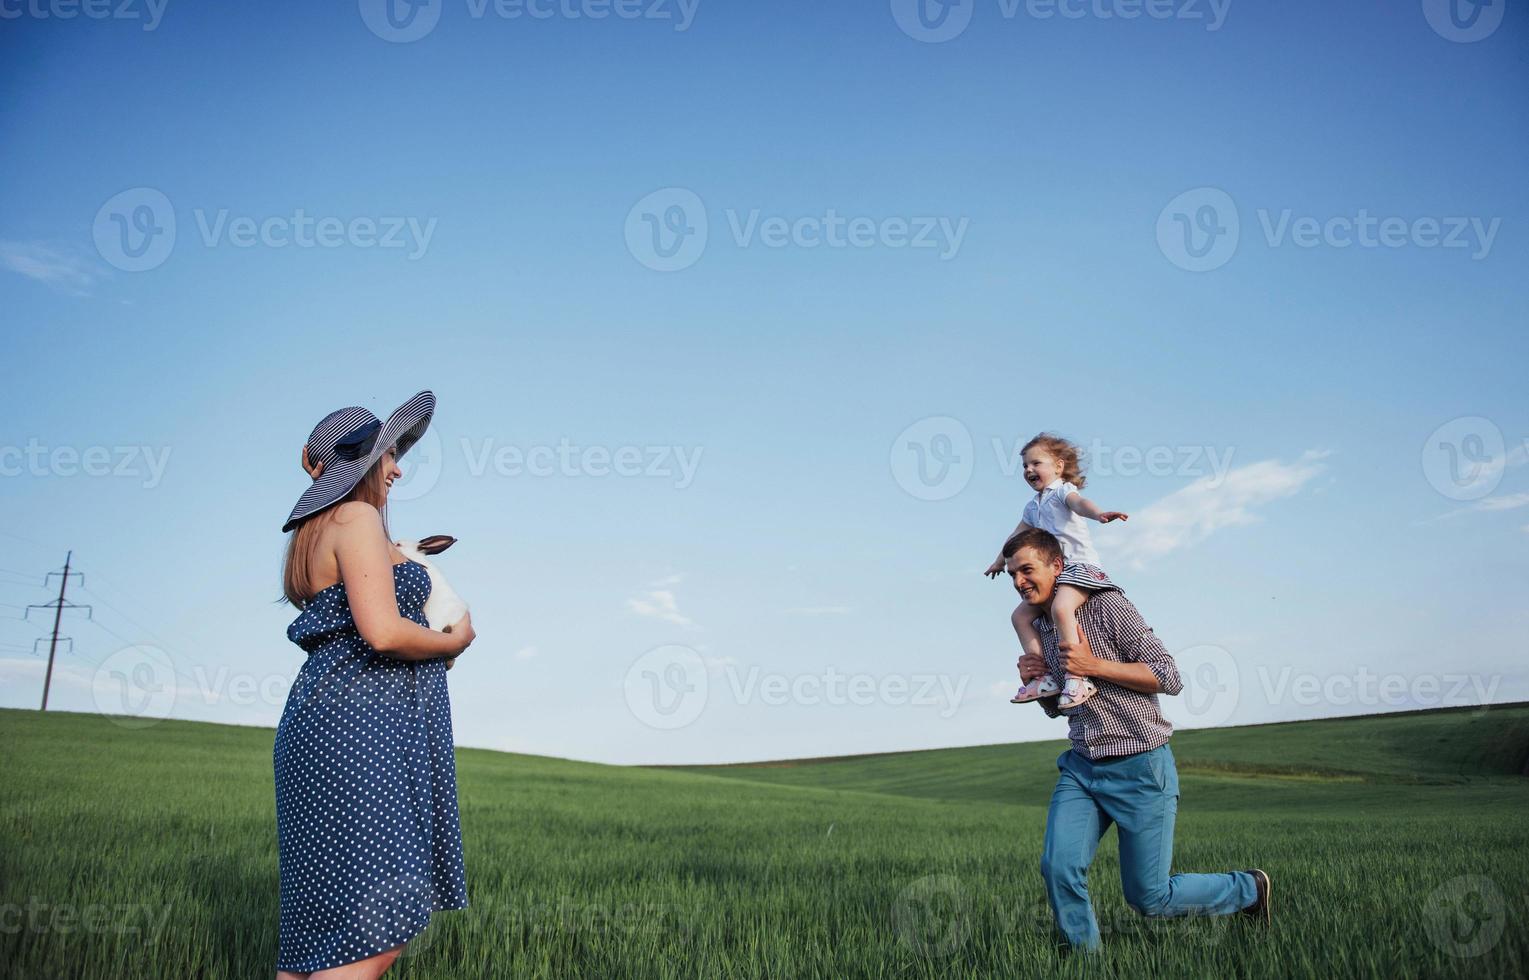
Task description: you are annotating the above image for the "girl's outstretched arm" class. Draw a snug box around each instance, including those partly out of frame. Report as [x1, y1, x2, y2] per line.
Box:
[1065, 492, 1129, 524]
[986, 520, 1036, 576]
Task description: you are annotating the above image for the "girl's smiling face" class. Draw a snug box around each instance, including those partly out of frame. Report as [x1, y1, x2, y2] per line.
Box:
[1022, 447, 1060, 490]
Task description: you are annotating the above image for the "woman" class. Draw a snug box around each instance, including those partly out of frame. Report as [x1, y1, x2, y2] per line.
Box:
[274, 391, 475, 979]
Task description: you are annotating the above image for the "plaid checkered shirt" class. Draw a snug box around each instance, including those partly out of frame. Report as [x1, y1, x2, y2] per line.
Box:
[1034, 589, 1183, 760]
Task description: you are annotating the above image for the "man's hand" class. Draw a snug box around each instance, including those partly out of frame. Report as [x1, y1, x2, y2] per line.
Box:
[1017, 652, 1046, 682]
[1057, 639, 1103, 676]
[1096, 511, 1129, 523]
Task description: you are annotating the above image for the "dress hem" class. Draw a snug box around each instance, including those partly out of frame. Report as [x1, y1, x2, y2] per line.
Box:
[274, 901, 471, 973]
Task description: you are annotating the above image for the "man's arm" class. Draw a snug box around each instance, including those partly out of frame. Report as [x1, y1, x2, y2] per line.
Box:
[1059, 647, 1164, 694]
[1058, 594, 1183, 696]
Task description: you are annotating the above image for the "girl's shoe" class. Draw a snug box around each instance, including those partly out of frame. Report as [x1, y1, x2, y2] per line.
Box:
[1057, 675, 1097, 713]
[1011, 675, 1060, 703]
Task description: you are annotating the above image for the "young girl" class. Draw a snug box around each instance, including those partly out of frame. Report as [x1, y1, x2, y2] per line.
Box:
[984, 433, 1128, 712]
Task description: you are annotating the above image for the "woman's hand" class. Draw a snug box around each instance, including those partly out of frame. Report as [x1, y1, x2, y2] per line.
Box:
[447, 610, 476, 654]
[301, 444, 325, 480]
[984, 558, 1006, 578]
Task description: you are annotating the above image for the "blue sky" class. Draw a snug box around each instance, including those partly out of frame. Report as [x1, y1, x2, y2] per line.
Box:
[1, 0, 1526, 764]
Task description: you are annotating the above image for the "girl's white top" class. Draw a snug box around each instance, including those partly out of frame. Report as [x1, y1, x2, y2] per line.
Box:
[1021, 478, 1102, 566]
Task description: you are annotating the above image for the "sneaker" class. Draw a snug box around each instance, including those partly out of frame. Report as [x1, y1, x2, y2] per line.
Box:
[1011, 675, 1060, 703]
[1240, 869, 1271, 924]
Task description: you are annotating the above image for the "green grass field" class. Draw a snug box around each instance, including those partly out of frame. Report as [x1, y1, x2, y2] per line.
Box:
[2, 705, 1525, 979]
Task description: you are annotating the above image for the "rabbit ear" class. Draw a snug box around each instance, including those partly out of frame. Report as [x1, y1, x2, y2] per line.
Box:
[417, 534, 457, 555]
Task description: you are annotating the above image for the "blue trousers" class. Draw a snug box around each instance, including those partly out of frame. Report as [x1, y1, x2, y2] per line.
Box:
[1040, 743, 1256, 950]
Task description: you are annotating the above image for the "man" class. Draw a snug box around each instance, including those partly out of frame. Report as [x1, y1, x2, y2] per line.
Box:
[1003, 528, 1270, 951]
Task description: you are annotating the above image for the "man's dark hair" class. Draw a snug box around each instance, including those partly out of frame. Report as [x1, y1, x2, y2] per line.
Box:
[1002, 528, 1064, 565]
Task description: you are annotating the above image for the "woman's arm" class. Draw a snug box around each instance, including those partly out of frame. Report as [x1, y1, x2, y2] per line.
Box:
[332, 502, 471, 661]
[1065, 492, 1128, 524]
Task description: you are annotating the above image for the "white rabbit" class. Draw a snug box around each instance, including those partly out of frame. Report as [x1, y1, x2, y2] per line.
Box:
[396, 535, 469, 668]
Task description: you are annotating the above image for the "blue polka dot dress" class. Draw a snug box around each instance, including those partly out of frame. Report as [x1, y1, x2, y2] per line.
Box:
[273, 559, 468, 973]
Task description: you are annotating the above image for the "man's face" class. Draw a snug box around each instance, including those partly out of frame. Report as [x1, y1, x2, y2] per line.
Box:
[1007, 546, 1063, 607]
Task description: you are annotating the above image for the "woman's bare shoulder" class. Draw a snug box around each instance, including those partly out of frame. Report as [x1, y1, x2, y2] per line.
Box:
[331, 500, 382, 523]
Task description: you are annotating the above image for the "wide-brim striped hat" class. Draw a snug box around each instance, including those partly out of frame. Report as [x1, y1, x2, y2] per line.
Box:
[282, 390, 435, 533]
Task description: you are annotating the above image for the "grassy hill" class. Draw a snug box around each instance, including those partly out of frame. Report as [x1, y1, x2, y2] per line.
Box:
[675, 704, 1529, 808]
[1, 705, 1525, 978]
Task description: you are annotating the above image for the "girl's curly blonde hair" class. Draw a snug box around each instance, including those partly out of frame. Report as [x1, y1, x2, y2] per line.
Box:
[1022, 432, 1086, 489]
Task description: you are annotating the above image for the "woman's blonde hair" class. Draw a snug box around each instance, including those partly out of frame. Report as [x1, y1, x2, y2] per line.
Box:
[1022, 432, 1087, 489]
[280, 456, 392, 609]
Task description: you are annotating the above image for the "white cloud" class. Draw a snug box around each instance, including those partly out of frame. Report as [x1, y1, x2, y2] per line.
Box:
[784, 606, 853, 616]
[1113, 450, 1329, 568]
[0, 241, 102, 295]
[1473, 493, 1529, 513]
[514, 645, 538, 660]
[626, 587, 696, 628]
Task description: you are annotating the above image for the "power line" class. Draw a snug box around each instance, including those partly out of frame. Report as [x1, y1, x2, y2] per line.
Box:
[76, 582, 198, 663]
